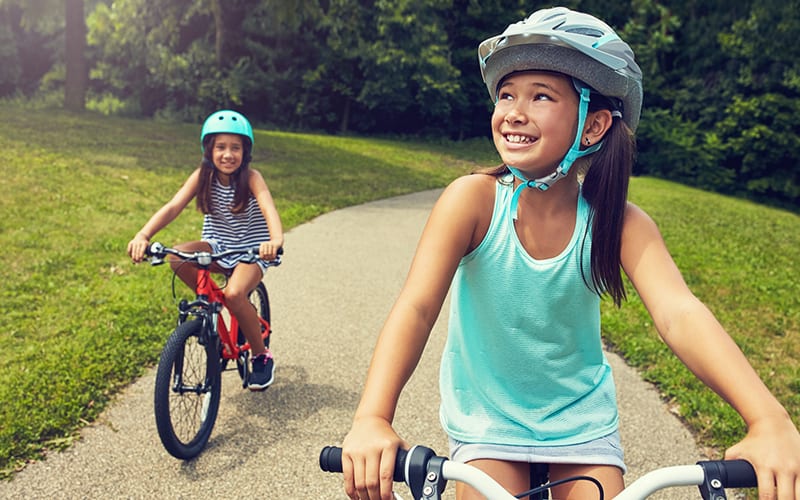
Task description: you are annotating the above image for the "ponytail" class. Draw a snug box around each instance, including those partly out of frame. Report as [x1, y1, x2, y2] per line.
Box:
[581, 117, 635, 306]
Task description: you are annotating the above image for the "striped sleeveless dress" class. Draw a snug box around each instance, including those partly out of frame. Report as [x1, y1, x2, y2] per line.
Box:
[200, 178, 271, 271]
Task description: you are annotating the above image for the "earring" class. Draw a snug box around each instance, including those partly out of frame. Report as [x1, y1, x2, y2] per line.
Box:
[585, 137, 591, 145]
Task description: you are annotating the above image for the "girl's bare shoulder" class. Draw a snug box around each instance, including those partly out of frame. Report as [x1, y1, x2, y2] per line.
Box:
[246, 166, 264, 180]
[622, 201, 666, 249]
[245, 167, 269, 189]
[430, 174, 497, 249]
[440, 173, 498, 205]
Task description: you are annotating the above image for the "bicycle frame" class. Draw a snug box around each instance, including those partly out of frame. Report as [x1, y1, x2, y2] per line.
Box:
[184, 268, 269, 362]
[149, 241, 279, 372]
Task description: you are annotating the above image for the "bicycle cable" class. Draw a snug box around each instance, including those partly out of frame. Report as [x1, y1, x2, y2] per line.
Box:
[515, 475, 604, 500]
[170, 259, 188, 302]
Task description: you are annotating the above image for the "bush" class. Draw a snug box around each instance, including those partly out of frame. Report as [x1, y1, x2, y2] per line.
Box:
[635, 108, 731, 191]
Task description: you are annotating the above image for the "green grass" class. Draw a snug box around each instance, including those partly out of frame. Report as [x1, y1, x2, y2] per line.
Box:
[604, 178, 800, 447]
[0, 105, 492, 477]
[1, 105, 798, 479]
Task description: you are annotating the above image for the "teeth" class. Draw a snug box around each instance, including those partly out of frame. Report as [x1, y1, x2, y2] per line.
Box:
[506, 134, 533, 144]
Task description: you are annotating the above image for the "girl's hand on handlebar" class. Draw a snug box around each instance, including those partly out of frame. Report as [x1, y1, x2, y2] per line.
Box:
[259, 240, 282, 261]
[342, 416, 407, 500]
[127, 233, 150, 263]
[724, 413, 800, 500]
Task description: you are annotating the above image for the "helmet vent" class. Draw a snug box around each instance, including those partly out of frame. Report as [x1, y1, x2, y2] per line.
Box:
[540, 13, 563, 23]
[565, 27, 604, 38]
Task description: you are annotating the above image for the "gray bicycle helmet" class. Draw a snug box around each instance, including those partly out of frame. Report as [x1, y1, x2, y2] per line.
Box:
[479, 7, 642, 131]
[200, 110, 254, 150]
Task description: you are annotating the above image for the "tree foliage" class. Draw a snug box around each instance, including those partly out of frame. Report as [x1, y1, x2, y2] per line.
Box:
[1, 0, 798, 208]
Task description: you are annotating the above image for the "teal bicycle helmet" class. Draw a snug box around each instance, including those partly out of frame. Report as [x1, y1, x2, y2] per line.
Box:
[200, 110, 254, 150]
[478, 7, 643, 215]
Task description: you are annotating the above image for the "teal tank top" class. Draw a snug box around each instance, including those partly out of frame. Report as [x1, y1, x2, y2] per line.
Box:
[439, 175, 618, 446]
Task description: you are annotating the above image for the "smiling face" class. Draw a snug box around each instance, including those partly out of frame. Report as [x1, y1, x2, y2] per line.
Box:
[211, 133, 244, 179]
[491, 71, 579, 177]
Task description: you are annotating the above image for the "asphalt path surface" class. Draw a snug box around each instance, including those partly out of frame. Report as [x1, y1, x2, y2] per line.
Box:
[2, 189, 710, 499]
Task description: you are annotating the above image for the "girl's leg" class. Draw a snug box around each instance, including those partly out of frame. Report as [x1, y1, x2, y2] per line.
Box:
[225, 262, 267, 356]
[456, 459, 529, 500]
[170, 241, 212, 289]
[548, 463, 624, 499]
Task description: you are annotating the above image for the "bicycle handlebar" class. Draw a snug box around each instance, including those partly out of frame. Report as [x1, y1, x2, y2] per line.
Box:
[146, 241, 283, 267]
[319, 445, 757, 500]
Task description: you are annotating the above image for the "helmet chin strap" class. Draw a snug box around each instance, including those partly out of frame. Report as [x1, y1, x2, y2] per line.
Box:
[507, 85, 601, 220]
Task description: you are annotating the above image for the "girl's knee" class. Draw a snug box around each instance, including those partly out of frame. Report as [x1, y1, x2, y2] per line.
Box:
[223, 287, 247, 305]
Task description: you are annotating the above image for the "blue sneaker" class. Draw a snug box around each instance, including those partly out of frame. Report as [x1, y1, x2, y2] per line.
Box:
[248, 352, 275, 391]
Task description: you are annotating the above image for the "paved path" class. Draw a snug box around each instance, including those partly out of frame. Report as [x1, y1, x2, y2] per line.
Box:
[2, 190, 707, 499]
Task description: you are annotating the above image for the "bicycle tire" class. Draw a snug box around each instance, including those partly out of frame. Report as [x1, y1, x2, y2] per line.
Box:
[235, 282, 271, 345]
[250, 282, 271, 346]
[154, 319, 221, 460]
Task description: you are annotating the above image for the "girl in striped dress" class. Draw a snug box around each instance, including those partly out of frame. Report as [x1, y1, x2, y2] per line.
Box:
[128, 110, 284, 390]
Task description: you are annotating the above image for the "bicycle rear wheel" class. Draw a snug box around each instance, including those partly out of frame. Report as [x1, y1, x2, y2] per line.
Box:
[154, 319, 221, 459]
[250, 282, 271, 346]
[235, 282, 272, 383]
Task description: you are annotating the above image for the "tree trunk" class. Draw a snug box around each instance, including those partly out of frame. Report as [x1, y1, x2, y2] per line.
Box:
[64, 0, 87, 111]
[339, 98, 351, 134]
[211, 0, 226, 69]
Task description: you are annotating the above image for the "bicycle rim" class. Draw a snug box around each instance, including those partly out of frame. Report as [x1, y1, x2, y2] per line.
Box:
[154, 319, 221, 459]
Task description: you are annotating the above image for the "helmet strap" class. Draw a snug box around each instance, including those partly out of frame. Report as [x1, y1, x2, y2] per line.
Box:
[507, 85, 601, 220]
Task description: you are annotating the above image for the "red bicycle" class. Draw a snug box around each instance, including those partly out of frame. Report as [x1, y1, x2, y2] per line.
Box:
[146, 241, 282, 459]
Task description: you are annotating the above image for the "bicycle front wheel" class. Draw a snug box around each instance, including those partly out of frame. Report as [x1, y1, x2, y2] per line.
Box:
[154, 319, 221, 459]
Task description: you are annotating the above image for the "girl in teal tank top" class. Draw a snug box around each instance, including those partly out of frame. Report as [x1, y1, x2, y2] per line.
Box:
[340, 7, 800, 500]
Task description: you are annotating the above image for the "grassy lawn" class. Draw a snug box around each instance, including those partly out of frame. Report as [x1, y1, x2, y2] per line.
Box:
[1, 105, 798, 479]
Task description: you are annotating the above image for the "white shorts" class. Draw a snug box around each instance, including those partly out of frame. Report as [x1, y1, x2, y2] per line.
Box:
[448, 429, 626, 474]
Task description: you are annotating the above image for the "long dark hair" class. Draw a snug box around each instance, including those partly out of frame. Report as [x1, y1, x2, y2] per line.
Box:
[196, 133, 254, 214]
[581, 107, 635, 306]
[476, 95, 635, 307]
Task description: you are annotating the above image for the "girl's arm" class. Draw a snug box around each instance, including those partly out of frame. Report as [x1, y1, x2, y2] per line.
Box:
[342, 175, 494, 500]
[127, 168, 200, 262]
[620, 202, 800, 499]
[248, 169, 284, 259]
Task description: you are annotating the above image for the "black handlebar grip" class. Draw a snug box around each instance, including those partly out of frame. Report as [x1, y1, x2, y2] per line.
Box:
[319, 446, 407, 482]
[698, 459, 757, 489]
[721, 460, 757, 489]
[319, 446, 344, 474]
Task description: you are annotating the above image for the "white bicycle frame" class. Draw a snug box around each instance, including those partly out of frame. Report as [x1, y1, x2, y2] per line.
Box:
[427, 460, 714, 499]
